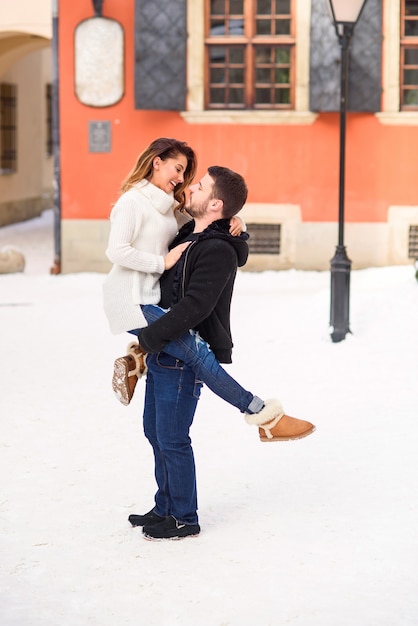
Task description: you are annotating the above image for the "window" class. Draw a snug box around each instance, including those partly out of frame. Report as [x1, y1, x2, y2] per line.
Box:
[0, 83, 17, 174]
[400, 0, 418, 109]
[205, 0, 294, 110]
[46, 84, 53, 157]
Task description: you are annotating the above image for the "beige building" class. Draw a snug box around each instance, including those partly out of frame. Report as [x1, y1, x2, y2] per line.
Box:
[0, 1, 53, 226]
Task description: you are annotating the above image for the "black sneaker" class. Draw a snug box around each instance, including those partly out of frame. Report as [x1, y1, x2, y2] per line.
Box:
[128, 509, 166, 527]
[143, 515, 200, 541]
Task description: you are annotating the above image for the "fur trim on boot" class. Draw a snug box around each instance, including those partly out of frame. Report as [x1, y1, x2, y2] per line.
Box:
[127, 342, 147, 378]
[244, 399, 284, 426]
[245, 399, 315, 441]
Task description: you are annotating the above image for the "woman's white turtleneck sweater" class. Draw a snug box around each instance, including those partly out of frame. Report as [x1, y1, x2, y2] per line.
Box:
[103, 179, 189, 335]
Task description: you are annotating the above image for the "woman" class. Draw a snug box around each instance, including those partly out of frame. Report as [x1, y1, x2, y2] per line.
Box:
[103, 138, 306, 439]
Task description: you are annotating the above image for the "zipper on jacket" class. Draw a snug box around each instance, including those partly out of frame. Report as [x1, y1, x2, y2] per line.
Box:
[181, 240, 197, 298]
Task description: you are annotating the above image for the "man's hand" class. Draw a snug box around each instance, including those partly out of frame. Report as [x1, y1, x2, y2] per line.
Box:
[229, 215, 246, 236]
[164, 241, 191, 270]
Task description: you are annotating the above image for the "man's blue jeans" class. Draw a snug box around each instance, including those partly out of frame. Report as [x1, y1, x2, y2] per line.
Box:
[143, 351, 202, 525]
[129, 304, 263, 415]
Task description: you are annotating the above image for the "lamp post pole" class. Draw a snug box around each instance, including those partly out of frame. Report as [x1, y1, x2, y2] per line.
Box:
[329, 23, 355, 343]
[50, 0, 61, 275]
[327, 0, 368, 341]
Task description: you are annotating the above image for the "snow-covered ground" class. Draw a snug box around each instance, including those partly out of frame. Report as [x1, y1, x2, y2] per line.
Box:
[1, 209, 418, 626]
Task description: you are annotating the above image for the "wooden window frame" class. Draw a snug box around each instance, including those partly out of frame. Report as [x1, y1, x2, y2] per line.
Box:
[204, 0, 295, 111]
[0, 83, 17, 175]
[400, 0, 418, 110]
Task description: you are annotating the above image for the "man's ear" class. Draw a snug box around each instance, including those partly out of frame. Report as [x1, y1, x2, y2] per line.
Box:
[211, 198, 224, 214]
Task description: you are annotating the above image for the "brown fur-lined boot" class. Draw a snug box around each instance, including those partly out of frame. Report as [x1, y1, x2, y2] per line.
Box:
[112, 342, 147, 406]
[245, 399, 315, 442]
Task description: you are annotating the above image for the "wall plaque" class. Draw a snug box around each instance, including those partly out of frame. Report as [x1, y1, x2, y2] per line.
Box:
[75, 17, 124, 107]
[88, 120, 111, 153]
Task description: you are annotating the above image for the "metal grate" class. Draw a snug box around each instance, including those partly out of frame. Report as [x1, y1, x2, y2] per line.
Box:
[409, 224, 418, 258]
[247, 223, 281, 254]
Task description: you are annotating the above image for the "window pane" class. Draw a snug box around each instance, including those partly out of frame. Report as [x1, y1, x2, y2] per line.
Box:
[255, 88, 271, 103]
[275, 67, 290, 83]
[229, 87, 244, 104]
[403, 89, 418, 105]
[256, 19, 271, 35]
[230, 68, 244, 82]
[275, 19, 290, 35]
[210, 87, 225, 103]
[256, 67, 271, 81]
[275, 47, 290, 63]
[405, 20, 418, 36]
[405, 48, 418, 64]
[405, 0, 418, 16]
[230, 0, 244, 13]
[210, 45, 226, 61]
[404, 68, 418, 84]
[211, 0, 225, 14]
[255, 46, 270, 62]
[210, 67, 226, 82]
[275, 87, 290, 104]
[229, 18, 244, 35]
[230, 47, 244, 63]
[210, 19, 226, 35]
[277, 0, 290, 12]
[257, 0, 271, 15]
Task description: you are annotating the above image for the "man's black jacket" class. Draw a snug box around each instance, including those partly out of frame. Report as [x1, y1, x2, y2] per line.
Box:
[139, 218, 249, 363]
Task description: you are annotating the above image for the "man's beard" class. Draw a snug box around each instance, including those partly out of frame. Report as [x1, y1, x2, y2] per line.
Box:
[185, 197, 210, 220]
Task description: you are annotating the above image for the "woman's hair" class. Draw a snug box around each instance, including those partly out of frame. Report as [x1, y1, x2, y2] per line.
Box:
[208, 165, 248, 219]
[120, 138, 197, 211]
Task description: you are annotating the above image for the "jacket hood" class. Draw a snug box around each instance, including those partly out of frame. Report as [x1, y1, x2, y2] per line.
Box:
[174, 218, 249, 267]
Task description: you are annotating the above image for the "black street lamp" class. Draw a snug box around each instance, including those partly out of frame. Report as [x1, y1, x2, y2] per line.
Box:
[328, 0, 368, 342]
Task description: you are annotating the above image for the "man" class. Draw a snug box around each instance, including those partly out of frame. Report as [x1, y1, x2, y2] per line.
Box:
[129, 166, 314, 540]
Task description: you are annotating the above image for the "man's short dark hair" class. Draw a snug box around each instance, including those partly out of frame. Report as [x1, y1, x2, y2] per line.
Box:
[208, 166, 248, 219]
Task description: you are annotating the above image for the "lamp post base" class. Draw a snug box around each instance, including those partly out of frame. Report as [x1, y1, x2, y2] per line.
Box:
[330, 245, 351, 342]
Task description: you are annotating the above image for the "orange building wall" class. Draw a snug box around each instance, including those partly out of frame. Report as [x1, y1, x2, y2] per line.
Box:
[59, 1, 418, 226]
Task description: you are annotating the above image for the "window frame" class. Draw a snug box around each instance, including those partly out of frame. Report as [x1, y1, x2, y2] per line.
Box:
[400, 0, 418, 110]
[204, 0, 296, 111]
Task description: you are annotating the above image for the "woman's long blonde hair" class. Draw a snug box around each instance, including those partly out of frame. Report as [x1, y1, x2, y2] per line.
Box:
[120, 138, 197, 212]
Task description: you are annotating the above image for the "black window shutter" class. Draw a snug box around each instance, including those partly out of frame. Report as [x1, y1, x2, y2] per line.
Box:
[309, 0, 382, 112]
[134, 0, 187, 111]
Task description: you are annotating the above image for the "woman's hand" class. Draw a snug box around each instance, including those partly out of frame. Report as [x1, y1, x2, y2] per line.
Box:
[229, 215, 246, 237]
[164, 241, 191, 270]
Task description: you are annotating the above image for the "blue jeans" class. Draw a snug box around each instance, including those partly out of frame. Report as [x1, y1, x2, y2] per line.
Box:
[129, 304, 263, 415]
[143, 352, 202, 525]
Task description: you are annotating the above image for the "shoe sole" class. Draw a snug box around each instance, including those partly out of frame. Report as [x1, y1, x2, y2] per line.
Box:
[143, 532, 200, 541]
[259, 425, 316, 442]
[112, 357, 137, 406]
